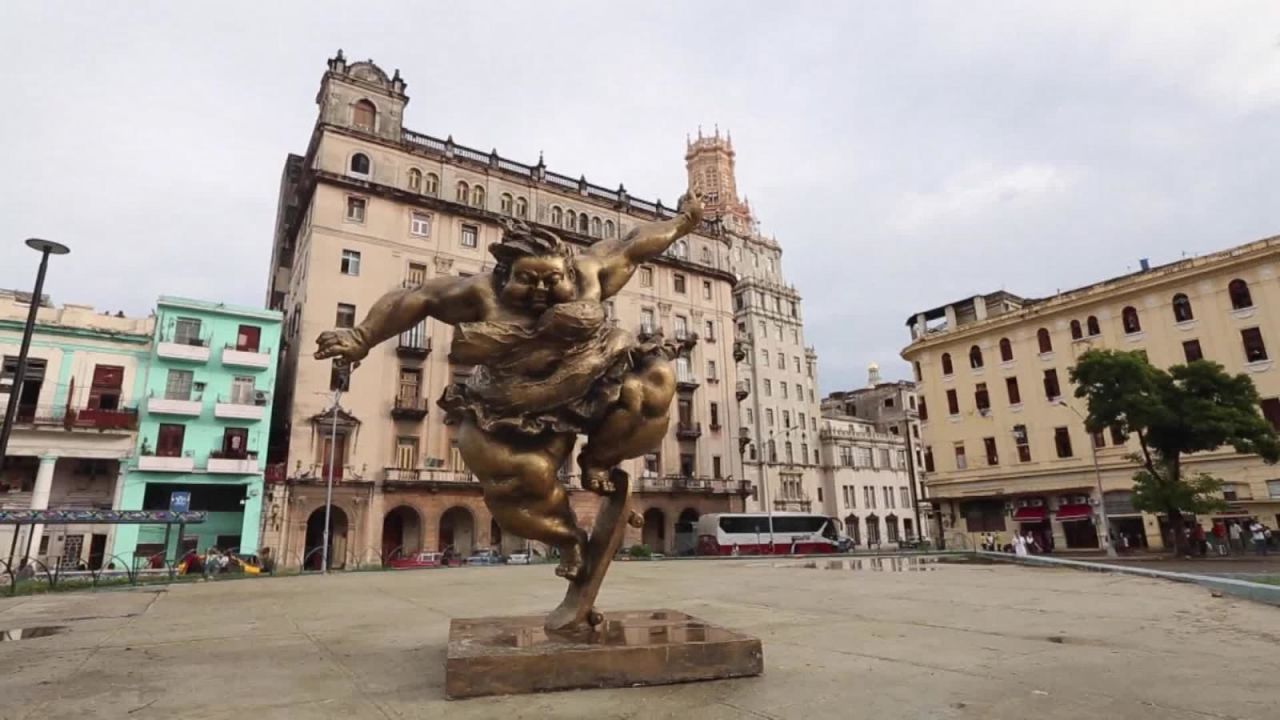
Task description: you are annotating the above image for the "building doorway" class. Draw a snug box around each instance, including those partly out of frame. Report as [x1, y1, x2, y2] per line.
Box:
[642, 508, 666, 552]
[674, 509, 699, 556]
[1061, 518, 1100, 549]
[304, 506, 349, 570]
[382, 506, 422, 559]
[439, 507, 475, 556]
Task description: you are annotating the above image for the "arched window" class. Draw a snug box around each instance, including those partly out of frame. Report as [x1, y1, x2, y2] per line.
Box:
[1070, 320, 1082, 340]
[499, 193, 513, 215]
[349, 152, 370, 177]
[1228, 279, 1253, 309]
[352, 99, 376, 130]
[604, 219, 616, 238]
[407, 168, 421, 191]
[674, 239, 688, 259]
[968, 345, 983, 369]
[1037, 328, 1052, 354]
[1172, 293, 1193, 322]
[423, 173, 439, 196]
[550, 206, 563, 226]
[1121, 306, 1141, 334]
[566, 209, 577, 230]
[578, 213, 589, 234]
[590, 217, 602, 237]
[470, 185, 485, 208]
[514, 197, 528, 218]
[1086, 316, 1100, 336]
[999, 338, 1013, 362]
[455, 181, 469, 203]
[940, 352, 954, 376]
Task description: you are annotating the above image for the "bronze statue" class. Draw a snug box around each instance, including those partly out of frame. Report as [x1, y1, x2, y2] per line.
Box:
[315, 191, 704, 633]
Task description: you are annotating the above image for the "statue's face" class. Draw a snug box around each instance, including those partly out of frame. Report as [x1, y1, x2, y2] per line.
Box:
[502, 255, 576, 312]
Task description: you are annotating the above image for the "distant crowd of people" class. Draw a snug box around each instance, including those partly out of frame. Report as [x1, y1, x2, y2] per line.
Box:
[1186, 519, 1273, 557]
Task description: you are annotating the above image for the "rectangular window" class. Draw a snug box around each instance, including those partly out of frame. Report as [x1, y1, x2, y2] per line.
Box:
[918, 398, 928, 421]
[87, 364, 124, 410]
[883, 486, 894, 508]
[1109, 424, 1127, 445]
[984, 437, 998, 465]
[1269, 479, 1280, 498]
[1054, 427, 1073, 458]
[974, 382, 990, 412]
[702, 280, 712, 299]
[336, 303, 356, 329]
[953, 442, 967, 470]
[923, 446, 935, 472]
[1092, 430, 1106, 449]
[640, 308, 655, 333]
[709, 402, 720, 428]
[746, 408, 754, 424]
[340, 249, 361, 276]
[406, 262, 427, 286]
[1182, 339, 1203, 363]
[879, 448, 891, 467]
[864, 486, 876, 509]
[712, 455, 722, 479]
[639, 267, 654, 287]
[230, 376, 255, 405]
[1260, 398, 1280, 432]
[396, 436, 418, 470]
[644, 453, 660, 477]
[1242, 328, 1268, 362]
[164, 369, 193, 401]
[156, 423, 185, 457]
[1043, 368, 1061, 400]
[782, 410, 791, 428]
[901, 487, 911, 508]
[398, 368, 422, 399]
[1006, 376, 1021, 405]
[707, 360, 718, 380]
[764, 379, 772, 397]
[173, 317, 202, 346]
[345, 196, 366, 222]
[946, 389, 960, 415]
[410, 212, 431, 237]
[1014, 424, 1031, 462]
[460, 224, 478, 248]
[766, 408, 775, 426]
[704, 320, 715, 341]
[672, 274, 688, 294]
[235, 325, 261, 352]
[781, 383, 789, 399]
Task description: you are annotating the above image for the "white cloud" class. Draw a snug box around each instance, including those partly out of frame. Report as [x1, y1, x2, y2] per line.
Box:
[890, 164, 1077, 234]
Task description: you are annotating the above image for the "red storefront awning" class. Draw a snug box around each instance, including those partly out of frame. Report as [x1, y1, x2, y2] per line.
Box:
[1056, 503, 1093, 521]
[1012, 506, 1046, 522]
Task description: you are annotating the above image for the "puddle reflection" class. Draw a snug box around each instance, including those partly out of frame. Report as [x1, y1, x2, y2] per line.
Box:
[0, 626, 67, 642]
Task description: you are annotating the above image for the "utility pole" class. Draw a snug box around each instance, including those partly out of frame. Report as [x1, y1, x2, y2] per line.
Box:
[0, 239, 70, 473]
[1056, 399, 1118, 558]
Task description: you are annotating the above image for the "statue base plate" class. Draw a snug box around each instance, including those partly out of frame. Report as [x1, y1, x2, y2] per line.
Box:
[445, 609, 763, 699]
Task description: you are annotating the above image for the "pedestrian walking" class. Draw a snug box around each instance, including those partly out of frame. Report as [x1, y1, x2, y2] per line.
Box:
[1249, 520, 1268, 556]
[1228, 521, 1243, 554]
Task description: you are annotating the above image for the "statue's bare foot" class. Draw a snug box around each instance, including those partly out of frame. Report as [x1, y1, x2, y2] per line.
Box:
[582, 466, 615, 495]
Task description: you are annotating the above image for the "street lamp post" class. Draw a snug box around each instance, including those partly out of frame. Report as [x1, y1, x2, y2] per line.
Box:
[1056, 399, 1118, 558]
[319, 366, 348, 574]
[0, 239, 71, 474]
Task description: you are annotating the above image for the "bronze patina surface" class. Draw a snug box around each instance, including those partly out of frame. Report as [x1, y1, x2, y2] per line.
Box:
[315, 191, 712, 636]
[445, 610, 764, 699]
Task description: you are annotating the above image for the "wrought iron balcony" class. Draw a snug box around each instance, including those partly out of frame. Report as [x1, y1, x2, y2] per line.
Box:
[632, 475, 753, 496]
[676, 372, 700, 391]
[383, 467, 478, 490]
[391, 395, 429, 420]
[676, 421, 702, 440]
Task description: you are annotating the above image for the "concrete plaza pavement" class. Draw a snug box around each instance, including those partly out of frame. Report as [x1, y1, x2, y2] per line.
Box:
[1, 557, 1278, 719]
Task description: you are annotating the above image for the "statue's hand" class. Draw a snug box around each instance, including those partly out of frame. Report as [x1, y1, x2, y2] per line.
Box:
[314, 328, 369, 364]
[677, 190, 704, 224]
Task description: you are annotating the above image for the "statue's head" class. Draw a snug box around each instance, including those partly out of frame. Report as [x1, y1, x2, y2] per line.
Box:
[490, 220, 578, 312]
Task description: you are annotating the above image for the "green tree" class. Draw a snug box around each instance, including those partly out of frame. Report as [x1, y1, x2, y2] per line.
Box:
[1069, 349, 1280, 555]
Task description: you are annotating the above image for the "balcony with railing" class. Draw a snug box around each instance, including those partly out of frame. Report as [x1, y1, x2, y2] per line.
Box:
[383, 467, 478, 490]
[396, 334, 432, 359]
[676, 371, 700, 391]
[146, 391, 203, 417]
[214, 392, 268, 421]
[207, 447, 260, 474]
[735, 380, 751, 401]
[634, 475, 751, 496]
[676, 421, 702, 440]
[773, 497, 813, 512]
[221, 343, 272, 370]
[391, 395, 429, 420]
[157, 329, 212, 362]
[0, 404, 139, 432]
[733, 340, 749, 363]
[137, 451, 196, 473]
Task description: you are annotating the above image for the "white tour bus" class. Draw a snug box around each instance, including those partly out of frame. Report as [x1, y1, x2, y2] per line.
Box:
[695, 512, 841, 555]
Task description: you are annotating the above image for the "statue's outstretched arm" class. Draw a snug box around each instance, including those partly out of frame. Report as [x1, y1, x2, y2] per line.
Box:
[314, 275, 487, 364]
[590, 192, 704, 297]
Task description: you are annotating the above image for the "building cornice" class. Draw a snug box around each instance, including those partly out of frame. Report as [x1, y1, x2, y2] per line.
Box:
[902, 234, 1280, 357]
[311, 170, 741, 287]
[0, 318, 152, 345]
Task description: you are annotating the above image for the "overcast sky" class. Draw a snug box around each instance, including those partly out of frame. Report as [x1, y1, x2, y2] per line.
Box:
[2, 2, 1278, 393]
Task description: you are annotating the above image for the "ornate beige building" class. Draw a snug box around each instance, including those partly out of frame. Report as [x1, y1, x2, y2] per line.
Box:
[260, 53, 753, 567]
[682, 130, 826, 516]
[902, 235, 1280, 551]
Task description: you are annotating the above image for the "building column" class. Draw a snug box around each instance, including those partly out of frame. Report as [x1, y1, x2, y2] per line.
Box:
[240, 480, 263, 555]
[24, 454, 58, 562]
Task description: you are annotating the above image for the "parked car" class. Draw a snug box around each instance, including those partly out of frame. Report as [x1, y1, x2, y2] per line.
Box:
[466, 549, 505, 566]
[387, 551, 443, 570]
[507, 551, 532, 565]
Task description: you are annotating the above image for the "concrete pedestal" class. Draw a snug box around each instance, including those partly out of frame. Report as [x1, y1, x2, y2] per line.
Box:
[445, 609, 763, 699]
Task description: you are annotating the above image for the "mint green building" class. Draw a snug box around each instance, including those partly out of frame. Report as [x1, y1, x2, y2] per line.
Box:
[113, 297, 282, 565]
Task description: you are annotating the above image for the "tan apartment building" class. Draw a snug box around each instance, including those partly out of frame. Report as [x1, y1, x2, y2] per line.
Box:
[902, 235, 1280, 551]
[816, 412, 919, 546]
[260, 53, 751, 567]
[682, 129, 827, 515]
